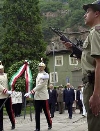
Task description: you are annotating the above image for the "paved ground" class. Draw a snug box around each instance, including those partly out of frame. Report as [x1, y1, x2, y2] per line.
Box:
[4, 109, 88, 131]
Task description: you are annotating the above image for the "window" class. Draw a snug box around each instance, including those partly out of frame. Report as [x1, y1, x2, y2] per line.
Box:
[55, 56, 63, 66]
[69, 55, 78, 65]
[50, 72, 58, 83]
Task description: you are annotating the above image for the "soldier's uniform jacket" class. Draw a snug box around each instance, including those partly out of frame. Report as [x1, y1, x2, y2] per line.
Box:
[0, 73, 9, 99]
[57, 89, 63, 102]
[33, 71, 49, 100]
[81, 24, 100, 75]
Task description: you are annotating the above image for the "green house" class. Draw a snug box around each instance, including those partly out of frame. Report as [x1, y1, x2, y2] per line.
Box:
[47, 49, 82, 88]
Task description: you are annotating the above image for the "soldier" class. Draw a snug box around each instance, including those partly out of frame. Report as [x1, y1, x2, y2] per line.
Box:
[0, 62, 15, 131]
[24, 62, 52, 131]
[61, 1, 100, 130]
[57, 85, 64, 114]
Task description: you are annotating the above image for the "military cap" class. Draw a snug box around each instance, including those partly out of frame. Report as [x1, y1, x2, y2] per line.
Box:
[0, 61, 4, 69]
[83, 0, 100, 11]
[38, 62, 45, 67]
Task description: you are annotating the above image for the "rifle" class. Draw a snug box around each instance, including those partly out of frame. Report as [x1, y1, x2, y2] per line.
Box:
[24, 96, 26, 120]
[50, 27, 82, 59]
[24, 97, 33, 121]
[0, 94, 10, 111]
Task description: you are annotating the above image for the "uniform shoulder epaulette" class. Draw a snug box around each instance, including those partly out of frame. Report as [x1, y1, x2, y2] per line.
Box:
[95, 26, 100, 31]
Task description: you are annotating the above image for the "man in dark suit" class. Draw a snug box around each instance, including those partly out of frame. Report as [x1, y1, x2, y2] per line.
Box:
[63, 83, 75, 119]
[48, 84, 57, 118]
[76, 85, 83, 114]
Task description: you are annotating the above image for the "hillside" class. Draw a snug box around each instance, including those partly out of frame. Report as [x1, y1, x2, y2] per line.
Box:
[0, 0, 94, 53]
[39, 0, 93, 52]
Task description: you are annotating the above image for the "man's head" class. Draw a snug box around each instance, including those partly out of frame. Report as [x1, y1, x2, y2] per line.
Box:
[49, 84, 54, 89]
[66, 83, 71, 88]
[38, 62, 46, 71]
[59, 85, 63, 90]
[83, 0, 100, 27]
[0, 61, 4, 73]
[78, 85, 83, 90]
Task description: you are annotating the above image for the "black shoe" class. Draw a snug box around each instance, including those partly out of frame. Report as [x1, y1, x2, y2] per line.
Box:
[48, 125, 52, 130]
[11, 125, 15, 130]
[69, 117, 72, 119]
[34, 129, 40, 131]
[51, 114, 54, 118]
[82, 115, 86, 117]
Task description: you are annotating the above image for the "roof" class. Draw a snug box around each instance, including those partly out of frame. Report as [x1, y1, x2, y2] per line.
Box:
[46, 49, 71, 56]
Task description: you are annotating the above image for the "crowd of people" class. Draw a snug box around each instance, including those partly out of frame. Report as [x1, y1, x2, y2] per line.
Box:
[47, 83, 87, 120]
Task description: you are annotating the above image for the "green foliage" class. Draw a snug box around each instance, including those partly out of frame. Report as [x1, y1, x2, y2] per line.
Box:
[0, 0, 97, 55]
[40, 0, 95, 38]
[39, 0, 69, 41]
[39, 1, 64, 13]
[7, 60, 39, 92]
[0, 0, 47, 71]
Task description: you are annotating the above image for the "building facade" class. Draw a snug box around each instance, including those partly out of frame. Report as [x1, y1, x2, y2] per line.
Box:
[47, 50, 82, 88]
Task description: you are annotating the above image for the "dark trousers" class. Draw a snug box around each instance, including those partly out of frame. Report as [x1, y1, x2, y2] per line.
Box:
[12, 103, 22, 117]
[58, 102, 64, 113]
[0, 97, 15, 131]
[34, 100, 52, 130]
[49, 102, 55, 117]
[17, 103, 22, 115]
[66, 102, 73, 118]
[78, 104, 83, 114]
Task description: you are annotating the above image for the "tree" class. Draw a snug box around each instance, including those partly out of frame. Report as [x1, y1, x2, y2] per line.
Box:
[1, 0, 47, 71]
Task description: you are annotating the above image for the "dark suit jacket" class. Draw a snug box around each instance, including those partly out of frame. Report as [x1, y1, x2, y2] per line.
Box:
[48, 89, 57, 104]
[76, 90, 83, 106]
[63, 88, 75, 104]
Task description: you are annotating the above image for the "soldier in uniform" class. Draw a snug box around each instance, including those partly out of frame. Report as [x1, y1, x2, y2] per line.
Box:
[24, 62, 52, 131]
[57, 85, 64, 114]
[61, 1, 100, 130]
[0, 62, 15, 131]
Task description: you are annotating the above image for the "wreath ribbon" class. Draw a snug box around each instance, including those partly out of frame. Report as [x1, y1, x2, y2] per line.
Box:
[9, 60, 33, 96]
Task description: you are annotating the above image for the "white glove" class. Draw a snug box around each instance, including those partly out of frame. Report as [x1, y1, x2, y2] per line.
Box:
[6, 90, 12, 95]
[24, 92, 31, 97]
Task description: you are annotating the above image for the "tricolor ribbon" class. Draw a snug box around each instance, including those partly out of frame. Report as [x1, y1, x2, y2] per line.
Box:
[9, 60, 33, 97]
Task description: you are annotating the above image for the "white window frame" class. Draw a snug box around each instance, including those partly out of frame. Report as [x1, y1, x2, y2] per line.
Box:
[55, 55, 63, 66]
[69, 55, 78, 65]
[50, 72, 58, 83]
